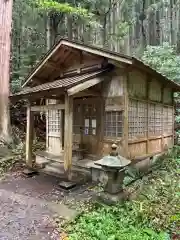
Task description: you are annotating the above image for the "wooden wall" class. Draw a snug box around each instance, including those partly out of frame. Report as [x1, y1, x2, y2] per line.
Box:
[45, 65, 174, 161]
[127, 69, 174, 159]
[73, 68, 127, 158]
[101, 69, 127, 157]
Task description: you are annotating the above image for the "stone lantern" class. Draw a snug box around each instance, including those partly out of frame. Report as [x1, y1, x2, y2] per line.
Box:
[94, 143, 131, 204]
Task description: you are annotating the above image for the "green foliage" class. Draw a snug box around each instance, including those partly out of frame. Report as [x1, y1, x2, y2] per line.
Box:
[67, 204, 167, 240]
[110, 21, 130, 42]
[36, 0, 93, 18]
[176, 115, 180, 123]
[67, 147, 180, 240]
[142, 42, 180, 83]
[11, 0, 46, 93]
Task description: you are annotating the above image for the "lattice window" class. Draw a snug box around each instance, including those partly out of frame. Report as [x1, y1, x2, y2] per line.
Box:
[149, 104, 163, 135]
[155, 105, 162, 135]
[148, 103, 155, 135]
[163, 106, 173, 134]
[128, 99, 147, 138]
[48, 110, 61, 133]
[104, 111, 123, 138]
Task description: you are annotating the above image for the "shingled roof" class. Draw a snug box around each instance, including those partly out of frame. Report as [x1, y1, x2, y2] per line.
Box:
[12, 68, 108, 97]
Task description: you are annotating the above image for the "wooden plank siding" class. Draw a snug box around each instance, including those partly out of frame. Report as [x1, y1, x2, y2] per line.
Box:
[101, 68, 126, 157]
[127, 69, 174, 159]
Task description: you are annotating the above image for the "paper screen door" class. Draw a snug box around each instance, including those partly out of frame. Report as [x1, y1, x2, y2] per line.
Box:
[46, 100, 63, 155]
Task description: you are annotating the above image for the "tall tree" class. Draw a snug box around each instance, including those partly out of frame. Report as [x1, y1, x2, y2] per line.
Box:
[0, 0, 13, 142]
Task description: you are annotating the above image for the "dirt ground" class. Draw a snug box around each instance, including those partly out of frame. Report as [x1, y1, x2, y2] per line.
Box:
[0, 171, 95, 240]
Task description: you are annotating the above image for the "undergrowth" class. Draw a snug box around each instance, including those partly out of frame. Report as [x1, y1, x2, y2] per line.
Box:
[66, 146, 180, 240]
[0, 138, 45, 175]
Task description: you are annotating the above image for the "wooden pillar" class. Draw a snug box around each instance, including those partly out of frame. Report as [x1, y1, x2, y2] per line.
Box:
[63, 94, 73, 172]
[123, 74, 129, 158]
[26, 104, 34, 167]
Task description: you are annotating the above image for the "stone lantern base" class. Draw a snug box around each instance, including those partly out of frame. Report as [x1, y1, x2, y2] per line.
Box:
[97, 191, 125, 205]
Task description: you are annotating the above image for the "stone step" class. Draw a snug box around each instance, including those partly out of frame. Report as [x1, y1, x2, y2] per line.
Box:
[38, 159, 91, 181]
[36, 153, 105, 183]
[41, 164, 64, 178]
[36, 155, 50, 168]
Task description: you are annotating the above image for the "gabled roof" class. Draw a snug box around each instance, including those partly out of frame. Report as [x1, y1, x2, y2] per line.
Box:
[22, 38, 180, 91]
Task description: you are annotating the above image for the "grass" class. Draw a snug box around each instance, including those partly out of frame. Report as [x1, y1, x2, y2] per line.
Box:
[66, 147, 180, 240]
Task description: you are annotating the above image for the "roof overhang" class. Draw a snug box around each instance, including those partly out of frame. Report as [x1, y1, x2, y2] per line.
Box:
[11, 68, 110, 100]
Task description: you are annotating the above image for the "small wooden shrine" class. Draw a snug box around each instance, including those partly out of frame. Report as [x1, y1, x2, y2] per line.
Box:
[11, 39, 180, 175]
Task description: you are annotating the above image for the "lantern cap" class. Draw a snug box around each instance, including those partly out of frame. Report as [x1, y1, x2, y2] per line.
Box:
[95, 155, 131, 169]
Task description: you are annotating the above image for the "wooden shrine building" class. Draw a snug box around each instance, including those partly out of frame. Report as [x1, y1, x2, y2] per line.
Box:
[11, 39, 180, 173]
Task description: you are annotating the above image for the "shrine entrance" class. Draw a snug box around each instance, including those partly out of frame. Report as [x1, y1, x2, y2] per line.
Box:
[73, 97, 102, 157]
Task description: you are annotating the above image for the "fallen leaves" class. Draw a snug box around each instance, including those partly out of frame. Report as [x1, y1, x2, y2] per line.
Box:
[60, 232, 69, 240]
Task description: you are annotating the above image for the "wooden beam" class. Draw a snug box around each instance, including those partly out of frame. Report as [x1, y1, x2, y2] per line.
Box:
[63, 94, 73, 175]
[30, 104, 65, 112]
[62, 40, 133, 65]
[26, 104, 34, 167]
[108, 59, 128, 69]
[82, 89, 101, 96]
[67, 77, 103, 96]
[73, 89, 101, 98]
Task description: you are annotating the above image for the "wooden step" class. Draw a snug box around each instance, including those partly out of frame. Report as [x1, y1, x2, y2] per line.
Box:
[36, 150, 63, 162]
[36, 155, 50, 168]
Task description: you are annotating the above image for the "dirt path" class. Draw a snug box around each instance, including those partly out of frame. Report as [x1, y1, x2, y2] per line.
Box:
[0, 173, 77, 240]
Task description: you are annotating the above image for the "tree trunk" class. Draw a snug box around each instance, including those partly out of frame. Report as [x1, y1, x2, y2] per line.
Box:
[176, 7, 180, 53]
[0, 0, 13, 142]
[140, 0, 147, 49]
[67, 16, 73, 40]
[46, 13, 51, 50]
[155, 9, 160, 45]
[102, 15, 107, 47]
[170, 0, 174, 45]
